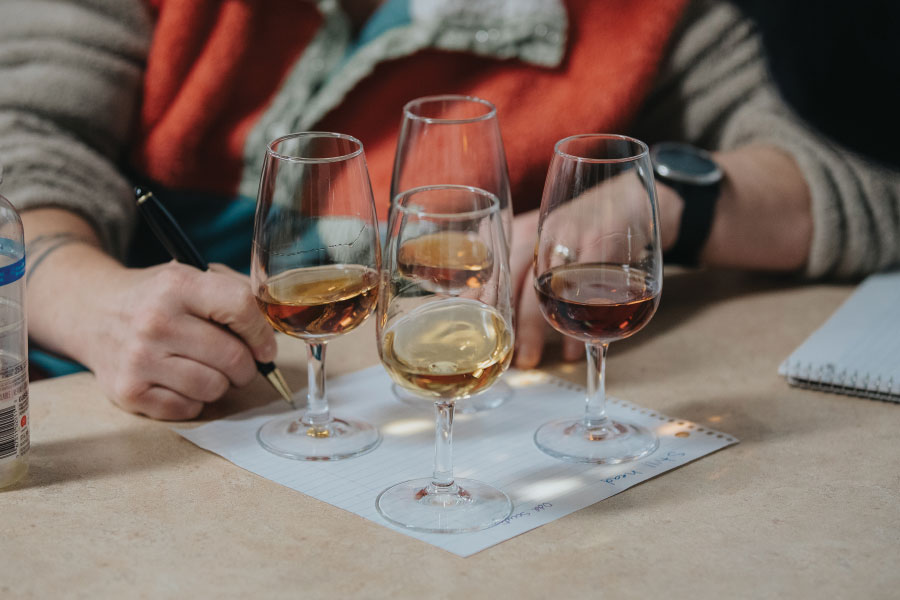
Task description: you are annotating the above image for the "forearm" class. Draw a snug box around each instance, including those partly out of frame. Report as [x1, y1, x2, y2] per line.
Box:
[23, 208, 125, 364]
[700, 145, 812, 271]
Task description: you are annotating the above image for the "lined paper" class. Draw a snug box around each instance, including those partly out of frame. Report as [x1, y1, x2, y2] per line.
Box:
[779, 270, 900, 401]
[176, 366, 737, 556]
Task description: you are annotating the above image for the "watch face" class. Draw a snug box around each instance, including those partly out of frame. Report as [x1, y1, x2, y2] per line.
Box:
[651, 142, 723, 185]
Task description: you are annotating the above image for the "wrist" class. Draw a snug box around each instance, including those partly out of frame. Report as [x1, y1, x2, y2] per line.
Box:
[656, 183, 685, 253]
[27, 242, 125, 365]
[701, 147, 811, 271]
[652, 143, 723, 266]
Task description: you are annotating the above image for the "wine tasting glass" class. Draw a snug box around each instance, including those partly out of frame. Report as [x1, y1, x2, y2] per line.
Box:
[533, 134, 662, 464]
[251, 132, 382, 461]
[376, 185, 514, 532]
[390, 94, 514, 412]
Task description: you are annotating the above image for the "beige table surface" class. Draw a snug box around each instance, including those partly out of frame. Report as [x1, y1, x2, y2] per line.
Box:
[2, 270, 898, 599]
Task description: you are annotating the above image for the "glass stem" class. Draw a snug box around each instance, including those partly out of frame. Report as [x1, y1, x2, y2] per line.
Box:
[431, 401, 456, 489]
[584, 343, 610, 428]
[302, 343, 330, 426]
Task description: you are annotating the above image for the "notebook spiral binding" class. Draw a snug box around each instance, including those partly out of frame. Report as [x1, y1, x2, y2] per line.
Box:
[782, 360, 899, 402]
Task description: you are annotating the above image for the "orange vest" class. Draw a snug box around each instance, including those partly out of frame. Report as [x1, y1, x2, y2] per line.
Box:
[134, 0, 689, 216]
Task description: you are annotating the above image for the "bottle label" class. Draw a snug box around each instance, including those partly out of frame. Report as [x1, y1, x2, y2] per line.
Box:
[0, 361, 29, 463]
[0, 255, 24, 285]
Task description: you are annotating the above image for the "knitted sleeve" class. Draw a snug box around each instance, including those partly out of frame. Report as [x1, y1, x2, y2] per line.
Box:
[632, 0, 900, 279]
[0, 0, 151, 258]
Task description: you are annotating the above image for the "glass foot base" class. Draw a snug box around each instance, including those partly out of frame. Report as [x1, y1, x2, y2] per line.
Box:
[376, 477, 513, 533]
[391, 380, 513, 414]
[534, 418, 658, 464]
[257, 411, 381, 461]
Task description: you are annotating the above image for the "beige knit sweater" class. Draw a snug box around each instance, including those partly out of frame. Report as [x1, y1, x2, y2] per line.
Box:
[0, 0, 897, 279]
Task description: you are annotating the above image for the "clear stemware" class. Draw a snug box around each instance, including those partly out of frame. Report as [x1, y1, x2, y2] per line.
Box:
[376, 184, 514, 532]
[390, 94, 515, 413]
[533, 134, 662, 463]
[251, 132, 382, 461]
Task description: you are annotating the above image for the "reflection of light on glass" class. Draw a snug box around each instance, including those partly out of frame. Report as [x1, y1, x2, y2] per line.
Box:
[382, 419, 432, 436]
[505, 370, 551, 388]
[658, 422, 692, 438]
[707, 415, 723, 423]
[519, 477, 582, 501]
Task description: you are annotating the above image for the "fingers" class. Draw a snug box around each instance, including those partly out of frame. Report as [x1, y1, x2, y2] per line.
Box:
[110, 341, 231, 401]
[207, 262, 248, 281]
[109, 349, 240, 420]
[510, 209, 584, 368]
[176, 265, 278, 364]
[511, 210, 548, 369]
[146, 355, 232, 403]
[510, 210, 540, 300]
[86, 262, 279, 420]
[513, 269, 583, 366]
[563, 337, 584, 362]
[126, 268, 263, 388]
[161, 317, 260, 388]
[115, 385, 205, 421]
[513, 269, 545, 369]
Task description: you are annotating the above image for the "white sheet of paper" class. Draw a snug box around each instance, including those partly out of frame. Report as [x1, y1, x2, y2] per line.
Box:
[176, 366, 737, 557]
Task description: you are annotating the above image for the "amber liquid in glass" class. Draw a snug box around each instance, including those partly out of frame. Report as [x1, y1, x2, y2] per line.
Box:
[256, 264, 379, 339]
[535, 263, 658, 343]
[398, 231, 493, 291]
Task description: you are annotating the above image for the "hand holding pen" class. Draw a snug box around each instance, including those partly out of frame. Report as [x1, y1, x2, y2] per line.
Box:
[134, 186, 295, 409]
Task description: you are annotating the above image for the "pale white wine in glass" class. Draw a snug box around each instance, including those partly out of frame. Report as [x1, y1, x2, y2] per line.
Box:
[376, 184, 514, 533]
[389, 94, 515, 412]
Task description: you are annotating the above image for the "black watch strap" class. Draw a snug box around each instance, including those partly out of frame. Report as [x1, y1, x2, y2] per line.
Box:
[662, 179, 720, 266]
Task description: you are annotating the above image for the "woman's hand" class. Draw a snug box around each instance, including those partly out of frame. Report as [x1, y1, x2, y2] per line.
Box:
[510, 209, 585, 369]
[510, 183, 683, 369]
[84, 262, 277, 420]
[24, 209, 277, 420]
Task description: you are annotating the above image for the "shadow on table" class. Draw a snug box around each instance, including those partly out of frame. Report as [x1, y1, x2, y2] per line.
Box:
[197, 374, 306, 422]
[620, 268, 803, 353]
[9, 425, 187, 490]
[658, 394, 773, 444]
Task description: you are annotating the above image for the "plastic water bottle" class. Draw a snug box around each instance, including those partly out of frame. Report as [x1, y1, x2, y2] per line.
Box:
[0, 177, 29, 488]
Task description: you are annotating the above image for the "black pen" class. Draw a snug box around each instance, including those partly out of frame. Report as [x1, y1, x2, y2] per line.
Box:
[134, 186, 295, 408]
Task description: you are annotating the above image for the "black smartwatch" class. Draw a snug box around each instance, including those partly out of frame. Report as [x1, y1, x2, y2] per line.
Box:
[650, 142, 723, 266]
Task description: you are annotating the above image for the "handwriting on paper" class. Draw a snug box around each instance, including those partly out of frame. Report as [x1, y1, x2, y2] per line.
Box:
[599, 450, 688, 487]
[501, 451, 692, 524]
[500, 503, 554, 525]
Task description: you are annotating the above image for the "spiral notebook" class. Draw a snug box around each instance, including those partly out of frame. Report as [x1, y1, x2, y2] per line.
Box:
[779, 270, 900, 402]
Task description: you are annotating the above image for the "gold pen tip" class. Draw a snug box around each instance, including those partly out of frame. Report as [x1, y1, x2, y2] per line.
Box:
[266, 369, 295, 408]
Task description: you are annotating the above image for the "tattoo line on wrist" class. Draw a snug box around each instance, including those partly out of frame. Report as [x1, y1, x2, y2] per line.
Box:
[25, 233, 100, 284]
